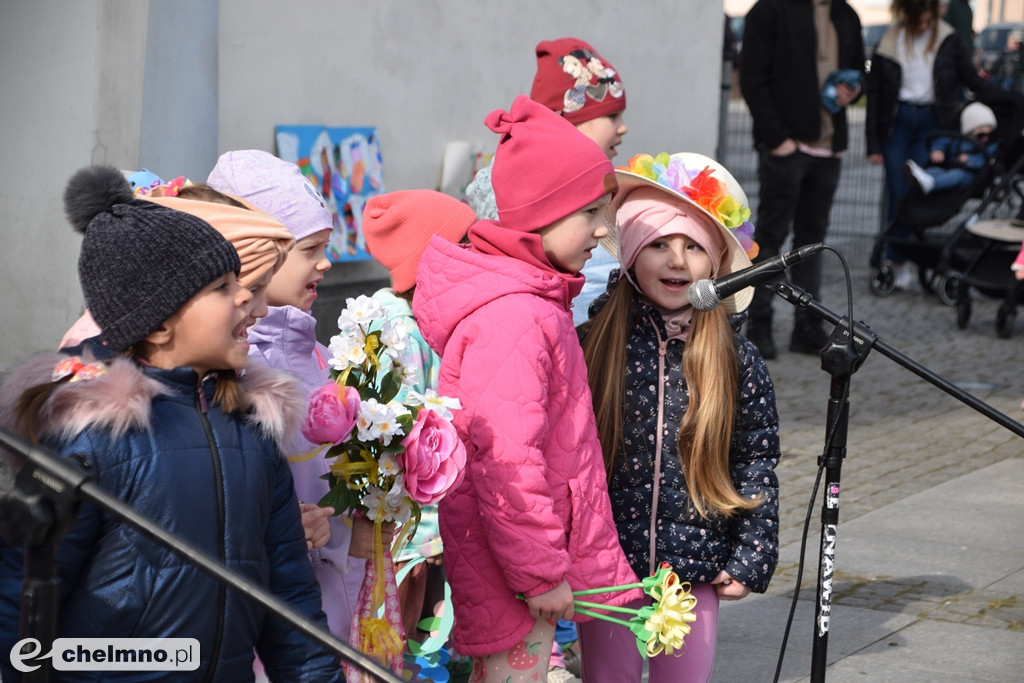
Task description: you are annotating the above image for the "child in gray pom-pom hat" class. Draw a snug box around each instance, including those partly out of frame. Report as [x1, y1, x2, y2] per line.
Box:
[0, 165, 344, 683]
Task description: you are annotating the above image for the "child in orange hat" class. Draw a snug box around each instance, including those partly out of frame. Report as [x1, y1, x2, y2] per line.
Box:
[361, 189, 477, 646]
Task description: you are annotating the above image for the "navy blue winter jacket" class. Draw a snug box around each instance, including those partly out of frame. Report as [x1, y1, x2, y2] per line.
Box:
[0, 353, 343, 682]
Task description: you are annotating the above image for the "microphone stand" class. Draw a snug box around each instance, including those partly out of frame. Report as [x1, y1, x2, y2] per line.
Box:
[0, 429, 403, 683]
[764, 279, 1024, 683]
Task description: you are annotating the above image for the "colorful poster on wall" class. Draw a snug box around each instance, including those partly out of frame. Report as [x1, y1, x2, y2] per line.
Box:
[274, 125, 384, 262]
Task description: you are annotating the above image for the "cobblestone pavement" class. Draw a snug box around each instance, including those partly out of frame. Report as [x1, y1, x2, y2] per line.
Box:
[765, 269, 1024, 605]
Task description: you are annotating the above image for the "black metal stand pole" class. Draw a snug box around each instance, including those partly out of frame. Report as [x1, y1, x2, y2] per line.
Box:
[19, 540, 58, 683]
[0, 429, 403, 683]
[765, 279, 1024, 683]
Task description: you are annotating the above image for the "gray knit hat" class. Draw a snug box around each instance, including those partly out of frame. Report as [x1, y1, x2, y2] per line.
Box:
[63, 165, 241, 351]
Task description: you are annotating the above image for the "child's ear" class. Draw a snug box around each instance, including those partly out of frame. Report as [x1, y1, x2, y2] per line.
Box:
[145, 322, 173, 346]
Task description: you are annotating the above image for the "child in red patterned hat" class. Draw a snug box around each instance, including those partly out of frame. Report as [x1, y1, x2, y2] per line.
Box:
[412, 95, 641, 683]
[530, 37, 627, 159]
[467, 37, 628, 221]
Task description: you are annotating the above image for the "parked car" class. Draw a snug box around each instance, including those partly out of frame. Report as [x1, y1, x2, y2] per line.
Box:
[975, 22, 1024, 73]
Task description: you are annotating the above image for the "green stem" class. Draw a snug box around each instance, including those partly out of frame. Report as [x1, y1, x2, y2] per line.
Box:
[573, 600, 640, 616]
[571, 583, 642, 598]
[574, 606, 635, 629]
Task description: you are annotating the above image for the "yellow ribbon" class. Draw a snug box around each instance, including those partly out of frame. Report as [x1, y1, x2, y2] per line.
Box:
[643, 580, 698, 657]
[357, 517, 404, 664]
[357, 616, 404, 663]
[286, 443, 328, 464]
[328, 448, 378, 488]
[364, 335, 381, 369]
[371, 517, 387, 609]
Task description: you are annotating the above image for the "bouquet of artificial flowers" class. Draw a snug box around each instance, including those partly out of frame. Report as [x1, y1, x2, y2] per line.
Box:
[301, 295, 466, 680]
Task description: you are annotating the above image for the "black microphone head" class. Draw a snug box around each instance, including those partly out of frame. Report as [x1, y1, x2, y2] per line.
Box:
[688, 279, 721, 311]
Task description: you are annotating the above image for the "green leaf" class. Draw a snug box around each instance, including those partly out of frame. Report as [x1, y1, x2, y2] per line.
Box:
[417, 616, 442, 632]
[379, 370, 403, 404]
[318, 485, 352, 514]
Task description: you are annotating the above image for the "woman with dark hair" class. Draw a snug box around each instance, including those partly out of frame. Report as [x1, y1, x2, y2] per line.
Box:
[866, 0, 1001, 283]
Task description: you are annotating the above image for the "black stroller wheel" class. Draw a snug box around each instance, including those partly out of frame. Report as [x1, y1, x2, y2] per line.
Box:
[938, 275, 961, 306]
[996, 305, 1016, 338]
[956, 295, 972, 329]
[918, 266, 937, 294]
[870, 264, 897, 297]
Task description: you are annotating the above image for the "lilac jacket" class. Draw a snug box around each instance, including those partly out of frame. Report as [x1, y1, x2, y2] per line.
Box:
[248, 305, 365, 639]
[413, 236, 641, 657]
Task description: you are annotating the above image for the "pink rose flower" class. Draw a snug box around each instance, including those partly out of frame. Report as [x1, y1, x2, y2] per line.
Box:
[302, 382, 360, 446]
[398, 409, 466, 505]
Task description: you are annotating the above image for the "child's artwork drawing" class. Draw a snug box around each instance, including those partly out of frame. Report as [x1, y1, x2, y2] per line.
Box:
[275, 125, 385, 262]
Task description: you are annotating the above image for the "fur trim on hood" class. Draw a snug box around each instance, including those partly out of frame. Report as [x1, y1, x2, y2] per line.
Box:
[0, 352, 306, 471]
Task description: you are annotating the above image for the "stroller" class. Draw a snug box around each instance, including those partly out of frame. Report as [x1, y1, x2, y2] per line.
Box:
[869, 90, 1024, 301]
[944, 217, 1024, 337]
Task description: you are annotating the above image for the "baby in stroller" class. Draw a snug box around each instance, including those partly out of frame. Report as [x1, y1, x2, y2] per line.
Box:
[904, 102, 998, 195]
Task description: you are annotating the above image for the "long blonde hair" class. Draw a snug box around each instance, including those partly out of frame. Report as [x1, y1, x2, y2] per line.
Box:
[582, 276, 760, 519]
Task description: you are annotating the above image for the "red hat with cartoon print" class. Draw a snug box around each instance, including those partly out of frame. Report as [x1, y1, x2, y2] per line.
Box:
[530, 37, 627, 125]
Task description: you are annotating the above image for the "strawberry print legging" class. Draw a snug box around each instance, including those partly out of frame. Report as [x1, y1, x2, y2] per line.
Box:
[470, 617, 555, 682]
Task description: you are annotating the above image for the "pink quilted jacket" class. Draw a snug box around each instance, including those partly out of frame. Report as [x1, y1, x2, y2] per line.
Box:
[413, 234, 641, 657]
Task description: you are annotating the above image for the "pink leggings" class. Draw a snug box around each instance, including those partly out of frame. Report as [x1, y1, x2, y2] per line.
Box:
[577, 583, 719, 683]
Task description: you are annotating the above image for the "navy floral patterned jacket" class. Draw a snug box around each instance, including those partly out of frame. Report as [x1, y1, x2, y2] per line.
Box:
[581, 274, 781, 593]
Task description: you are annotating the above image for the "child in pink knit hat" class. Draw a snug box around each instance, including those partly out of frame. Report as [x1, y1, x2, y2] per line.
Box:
[361, 189, 477, 645]
[465, 37, 628, 334]
[412, 96, 641, 682]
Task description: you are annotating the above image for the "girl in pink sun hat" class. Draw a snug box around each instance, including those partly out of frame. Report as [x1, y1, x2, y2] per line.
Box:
[578, 152, 781, 682]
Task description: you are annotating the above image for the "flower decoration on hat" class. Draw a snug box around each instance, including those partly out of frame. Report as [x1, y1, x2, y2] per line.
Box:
[620, 153, 758, 259]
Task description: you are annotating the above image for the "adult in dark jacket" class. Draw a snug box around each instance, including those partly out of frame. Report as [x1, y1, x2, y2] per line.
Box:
[865, 0, 1002, 272]
[940, 0, 974, 49]
[740, 0, 864, 359]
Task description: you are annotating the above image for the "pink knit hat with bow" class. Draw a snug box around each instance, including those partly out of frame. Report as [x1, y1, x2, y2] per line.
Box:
[362, 190, 477, 292]
[207, 150, 333, 242]
[486, 95, 617, 233]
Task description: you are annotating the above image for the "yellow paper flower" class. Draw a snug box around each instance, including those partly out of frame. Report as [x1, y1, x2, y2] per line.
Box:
[642, 580, 698, 656]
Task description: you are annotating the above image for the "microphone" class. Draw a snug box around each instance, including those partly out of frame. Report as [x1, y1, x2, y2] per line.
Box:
[688, 243, 825, 311]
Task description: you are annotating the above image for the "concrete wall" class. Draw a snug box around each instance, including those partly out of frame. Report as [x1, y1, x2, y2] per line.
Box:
[0, 1, 149, 365]
[0, 0, 724, 368]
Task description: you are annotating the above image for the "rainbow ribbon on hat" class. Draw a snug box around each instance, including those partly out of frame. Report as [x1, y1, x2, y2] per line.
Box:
[619, 153, 758, 259]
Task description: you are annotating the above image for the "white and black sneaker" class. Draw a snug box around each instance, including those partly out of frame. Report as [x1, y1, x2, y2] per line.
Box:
[904, 160, 935, 194]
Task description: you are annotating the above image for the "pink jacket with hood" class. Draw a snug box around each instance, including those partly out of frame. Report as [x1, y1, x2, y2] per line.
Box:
[413, 229, 641, 657]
